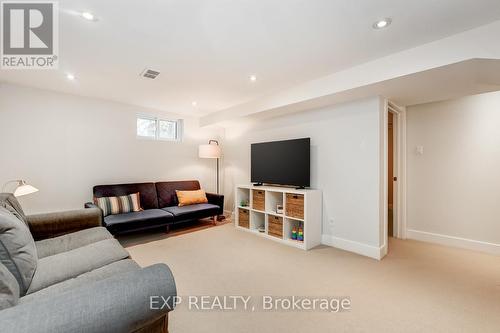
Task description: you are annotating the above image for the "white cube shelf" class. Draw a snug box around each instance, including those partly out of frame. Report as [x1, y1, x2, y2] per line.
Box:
[235, 184, 322, 250]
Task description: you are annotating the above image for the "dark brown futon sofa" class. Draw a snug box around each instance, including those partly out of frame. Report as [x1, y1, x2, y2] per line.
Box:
[85, 180, 224, 234]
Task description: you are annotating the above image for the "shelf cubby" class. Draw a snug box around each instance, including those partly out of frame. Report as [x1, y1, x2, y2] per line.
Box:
[267, 214, 284, 239]
[265, 191, 284, 215]
[250, 210, 265, 232]
[284, 218, 304, 243]
[237, 208, 250, 229]
[236, 187, 250, 208]
[252, 189, 265, 211]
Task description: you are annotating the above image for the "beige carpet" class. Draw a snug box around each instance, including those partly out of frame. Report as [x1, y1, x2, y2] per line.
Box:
[122, 223, 500, 333]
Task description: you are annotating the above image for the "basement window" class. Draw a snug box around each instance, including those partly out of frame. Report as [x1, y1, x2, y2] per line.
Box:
[136, 116, 182, 141]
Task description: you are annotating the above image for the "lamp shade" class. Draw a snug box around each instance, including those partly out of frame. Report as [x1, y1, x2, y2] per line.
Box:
[199, 144, 221, 159]
[13, 181, 39, 197]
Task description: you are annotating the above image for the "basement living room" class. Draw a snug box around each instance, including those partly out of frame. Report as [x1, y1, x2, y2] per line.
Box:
[1, 1, 500, 333]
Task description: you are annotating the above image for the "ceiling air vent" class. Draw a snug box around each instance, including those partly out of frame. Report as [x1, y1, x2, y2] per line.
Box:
[140, 68, 160, 79]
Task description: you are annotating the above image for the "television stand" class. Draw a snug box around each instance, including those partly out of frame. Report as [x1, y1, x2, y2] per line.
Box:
[252, 182, 264, 186]
[235, 184, 322, 250]
[295, 186, 306, 190]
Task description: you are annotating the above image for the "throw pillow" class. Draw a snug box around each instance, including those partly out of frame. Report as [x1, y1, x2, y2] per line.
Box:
[0, 207, 38, 296]
[176, 189, 208, 206]
[0, 193, 28, 227]
[94, 192, 141, 216]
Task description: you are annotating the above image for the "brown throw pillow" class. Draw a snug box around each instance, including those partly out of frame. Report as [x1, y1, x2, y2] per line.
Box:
[176, 190, 208, 207]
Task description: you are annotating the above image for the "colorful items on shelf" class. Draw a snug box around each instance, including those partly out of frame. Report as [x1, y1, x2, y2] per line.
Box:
[240, 199, 249, 207]
[291, 225, 304, 242]
[297, 228, 304, 241]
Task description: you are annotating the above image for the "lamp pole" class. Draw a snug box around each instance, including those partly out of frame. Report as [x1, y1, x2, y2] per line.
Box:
[216, 157, 219, 194]
[208, 139, 220, 194]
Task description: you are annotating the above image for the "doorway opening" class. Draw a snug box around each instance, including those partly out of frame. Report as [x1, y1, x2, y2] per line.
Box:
[388, 112, 395, 237]
[385, 100, 406, 249]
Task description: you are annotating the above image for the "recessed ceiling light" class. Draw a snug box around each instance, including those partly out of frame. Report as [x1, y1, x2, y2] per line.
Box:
[191, 101, 198, 107]
[66, 73, 75, 80]
[81, 12, 95, 21]
[249, 75, 257, 82]
[373, 18, 392, 29]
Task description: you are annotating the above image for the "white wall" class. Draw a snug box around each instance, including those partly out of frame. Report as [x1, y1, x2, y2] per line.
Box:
[407, 91, 500, 253]
[0, 83, 222, 214]
[223, 97, 385, 256]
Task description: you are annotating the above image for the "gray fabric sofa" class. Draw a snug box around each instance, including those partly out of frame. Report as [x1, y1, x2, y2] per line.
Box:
[0, 193, 176, 333]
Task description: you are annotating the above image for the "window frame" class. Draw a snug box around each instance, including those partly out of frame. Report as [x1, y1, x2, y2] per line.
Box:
[136, 115, 183, 142]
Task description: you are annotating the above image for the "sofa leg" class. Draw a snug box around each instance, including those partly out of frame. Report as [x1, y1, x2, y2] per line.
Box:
[213, 216, 217, 225]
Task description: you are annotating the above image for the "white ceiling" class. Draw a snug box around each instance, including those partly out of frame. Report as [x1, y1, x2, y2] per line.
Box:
[2, 0, 500, 116]
[235, 59, 500, 123]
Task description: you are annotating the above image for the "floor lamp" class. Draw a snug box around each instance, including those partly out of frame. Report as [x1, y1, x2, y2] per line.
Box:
[199, 140, 225, 221]
[198, 140, 222, 193]
[2, 180, 39, 197]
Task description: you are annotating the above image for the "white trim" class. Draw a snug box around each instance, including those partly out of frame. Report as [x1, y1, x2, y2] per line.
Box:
[407, 229, 500, 256]
[399, 106, 408, 239]
[383, 100, 407, 242]
[380, 98, 388, 258]
[321, 234, 386, 260]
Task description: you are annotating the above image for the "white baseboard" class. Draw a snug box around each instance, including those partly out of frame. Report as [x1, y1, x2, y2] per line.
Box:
[407, 229, 500, 256]
[322, 235, 385, 260]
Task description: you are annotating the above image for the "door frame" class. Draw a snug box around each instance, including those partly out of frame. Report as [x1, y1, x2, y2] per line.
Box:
[382, 100, 407, 253]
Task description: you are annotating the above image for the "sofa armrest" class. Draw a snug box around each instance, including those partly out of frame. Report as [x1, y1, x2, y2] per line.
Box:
[26, 208, 102, 241]
[85, 202, 104, 222]
[0, 264, 176, 333]
[84, 202, 99, 209]
[206, 192, 224, 215]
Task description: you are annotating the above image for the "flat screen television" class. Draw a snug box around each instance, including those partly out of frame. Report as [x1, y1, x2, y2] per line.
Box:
[251, 138, 310, 188]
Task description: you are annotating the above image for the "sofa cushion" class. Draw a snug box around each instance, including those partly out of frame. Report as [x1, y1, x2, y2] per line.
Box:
[162, 203, 220, 221]
[0, 262, 19, 310]
[156, 180, 201, 208]
[35, 227, 112, 259]
[0, 207, 37, 296]
[20, 259, 139, 303]
[0, 193, 27, 226]
[27, 238, 129, 294]
[94, 192, 141, 216]
[103, 209, 174, 233]
[93, 183, 159, 210]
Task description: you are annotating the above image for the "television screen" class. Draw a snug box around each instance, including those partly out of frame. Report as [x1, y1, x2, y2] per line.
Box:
[251, 138, 310, 187]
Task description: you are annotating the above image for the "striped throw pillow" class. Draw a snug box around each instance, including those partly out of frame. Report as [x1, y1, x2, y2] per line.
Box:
[94, 192, 141, 216]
